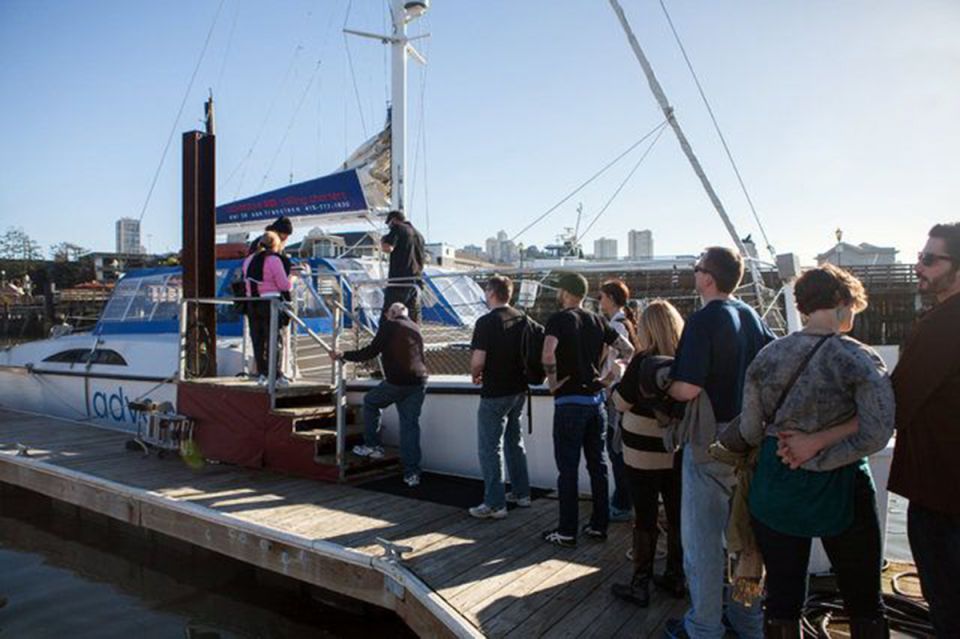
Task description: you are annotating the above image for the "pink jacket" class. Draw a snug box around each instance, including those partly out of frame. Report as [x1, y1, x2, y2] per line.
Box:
[242, 253, 291, 297]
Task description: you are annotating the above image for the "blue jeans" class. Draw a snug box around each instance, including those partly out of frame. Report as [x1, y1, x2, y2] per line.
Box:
[553, 403, 609, 537]
[908, 502, 960, 636]
[477, 393, 530, 510]
[362, 381, 426, 477]
[681, 446, 763, 639]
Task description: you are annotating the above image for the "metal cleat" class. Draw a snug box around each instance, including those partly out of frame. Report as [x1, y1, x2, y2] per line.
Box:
[375, 537, 413, 563]
[15, 443, 30, 457]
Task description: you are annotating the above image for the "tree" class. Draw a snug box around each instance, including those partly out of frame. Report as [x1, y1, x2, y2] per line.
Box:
[0, 227, 43, 261]
[50, 242, 88, 262]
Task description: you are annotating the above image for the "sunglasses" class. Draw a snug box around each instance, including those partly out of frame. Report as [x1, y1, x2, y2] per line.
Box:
[918, 252, 956, 267]
[693, 265, 714, 277]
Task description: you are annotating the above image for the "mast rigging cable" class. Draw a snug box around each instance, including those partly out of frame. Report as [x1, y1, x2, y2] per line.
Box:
[510, 120, 668, 243]
[136, 0, 226, 224]
[658, 0, 775, 259]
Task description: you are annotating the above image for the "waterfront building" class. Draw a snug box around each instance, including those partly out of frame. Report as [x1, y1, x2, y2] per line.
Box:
[627, 229, 653, 260]
[593, 237, 618, 260]
[115, 218, 143, 255]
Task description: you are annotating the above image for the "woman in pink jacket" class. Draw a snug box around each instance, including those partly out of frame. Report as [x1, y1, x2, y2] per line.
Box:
[242, 230, 292, 383]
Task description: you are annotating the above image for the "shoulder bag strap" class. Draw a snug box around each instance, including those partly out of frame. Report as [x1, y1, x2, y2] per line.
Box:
[769, 333, 832, 423]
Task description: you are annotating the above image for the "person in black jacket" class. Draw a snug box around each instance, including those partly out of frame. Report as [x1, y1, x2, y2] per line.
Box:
[380, 210, 425, 322]
[332, 302, 427, 487]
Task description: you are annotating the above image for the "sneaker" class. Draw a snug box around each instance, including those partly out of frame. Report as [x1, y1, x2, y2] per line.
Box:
[609, 504, 633, 522]
[469, 504, 508, 520]
[505, 492, 531, 508]
[663, 618, 691, 639]
[403, 473, 420, 487]
[352, 444, 385, 459]
[541, 529, 576, 548]
[581, 524, 608, 541]
[257, 375, 267, 386]
[275, 377, 290, 388]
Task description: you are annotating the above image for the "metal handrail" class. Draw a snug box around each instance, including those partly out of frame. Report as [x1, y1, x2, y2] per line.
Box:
[178, 288, 349, 481]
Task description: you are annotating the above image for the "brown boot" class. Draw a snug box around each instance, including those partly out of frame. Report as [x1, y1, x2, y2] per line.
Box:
[611, 573, 650, 607]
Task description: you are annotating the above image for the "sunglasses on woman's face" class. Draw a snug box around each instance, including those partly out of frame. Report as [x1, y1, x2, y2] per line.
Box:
[917, 251, 955, 267]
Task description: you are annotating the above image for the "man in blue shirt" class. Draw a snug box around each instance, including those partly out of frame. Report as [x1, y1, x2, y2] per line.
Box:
[663, 247, 775, 639]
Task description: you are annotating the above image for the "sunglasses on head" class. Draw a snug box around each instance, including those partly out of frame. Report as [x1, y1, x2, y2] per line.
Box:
[918, 251, 956, 267]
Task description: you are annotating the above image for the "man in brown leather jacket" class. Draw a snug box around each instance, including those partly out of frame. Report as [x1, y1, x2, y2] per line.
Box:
[889, 222, 960, 637]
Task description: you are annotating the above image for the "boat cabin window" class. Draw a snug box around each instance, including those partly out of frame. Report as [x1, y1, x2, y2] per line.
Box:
[43, 349, 128, 366]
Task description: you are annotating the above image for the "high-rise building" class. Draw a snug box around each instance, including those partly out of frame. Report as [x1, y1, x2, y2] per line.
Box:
[116, 217, 143, 254]
[593, 237, 618, 260]
[628, 229, 653, 260]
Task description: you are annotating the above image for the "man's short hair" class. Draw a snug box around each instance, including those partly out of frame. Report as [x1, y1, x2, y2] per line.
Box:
[929, 223, 960, 263]
[387, 302, 409, 320]
[385, 210, 406, 224]
[486, 275, 513, 303]
[556, 272, 588, 300]
[700, 246, 744, 294]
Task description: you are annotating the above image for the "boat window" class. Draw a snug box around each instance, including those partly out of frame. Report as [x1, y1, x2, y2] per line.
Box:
[42, 349, 127, 366]
[100, 277, 141, 321]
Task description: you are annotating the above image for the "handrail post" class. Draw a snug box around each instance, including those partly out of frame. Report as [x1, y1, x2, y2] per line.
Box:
[177, 299, 188, 381]
[267, 298, 279, 408]
[332, 277, 346, 482]
[241, 306, 250, 377]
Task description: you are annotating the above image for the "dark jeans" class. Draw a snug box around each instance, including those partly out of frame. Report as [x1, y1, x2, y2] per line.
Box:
[908, 502, 960, 636]
[625, 460, 682, 577]
[382, 285, 421, 323]
[248, 301, 282, 376]
[606, 401, 630, 512]
[751, 468, 884, 623]
[553, 403, 608, 537]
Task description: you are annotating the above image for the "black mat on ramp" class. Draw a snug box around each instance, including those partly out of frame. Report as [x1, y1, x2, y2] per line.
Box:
[354, 472, 551, 510]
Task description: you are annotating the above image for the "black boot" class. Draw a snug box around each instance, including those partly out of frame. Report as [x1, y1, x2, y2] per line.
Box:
[611, 573, 651, 607]
[849, 617, 889, 639]
[763, 618, 801, 639]
[652, 569, 687, 599]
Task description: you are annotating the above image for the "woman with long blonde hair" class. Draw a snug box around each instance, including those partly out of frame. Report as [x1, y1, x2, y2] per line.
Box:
[610, 299, 686, 607]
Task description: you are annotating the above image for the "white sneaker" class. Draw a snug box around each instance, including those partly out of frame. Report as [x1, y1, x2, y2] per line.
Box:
[469, 504, 508, 520]
[505, 492, 531, 507]
[352, 444, 385, 459]
[275, 376, 291, 387]
[257, 375, 267, 386]
[403, 474, 420, 487]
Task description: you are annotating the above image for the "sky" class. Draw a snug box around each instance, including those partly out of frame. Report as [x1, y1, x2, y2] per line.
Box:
[1, 0, 958, 265]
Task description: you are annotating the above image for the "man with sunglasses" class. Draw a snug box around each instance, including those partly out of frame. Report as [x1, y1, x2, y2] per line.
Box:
[889, 222, 960, 637]
[662, 246, 774, 639]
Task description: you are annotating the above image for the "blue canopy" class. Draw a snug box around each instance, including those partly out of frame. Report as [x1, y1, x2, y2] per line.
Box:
[216, 169, 369, 232]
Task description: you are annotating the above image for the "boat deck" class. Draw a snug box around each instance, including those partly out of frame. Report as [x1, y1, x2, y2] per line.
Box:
[0, 408, 687, 638]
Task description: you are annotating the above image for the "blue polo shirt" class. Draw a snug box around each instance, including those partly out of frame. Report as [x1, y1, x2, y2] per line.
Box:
[671, 298, 775, 422]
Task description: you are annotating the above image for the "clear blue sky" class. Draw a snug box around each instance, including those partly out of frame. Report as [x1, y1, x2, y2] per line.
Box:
[1, 0, 958, 265]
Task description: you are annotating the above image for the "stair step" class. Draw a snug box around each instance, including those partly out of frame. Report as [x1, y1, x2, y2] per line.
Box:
[314, 446, 401, 479]
[272, 405, 337, 419]
[290, 422, 365, 441]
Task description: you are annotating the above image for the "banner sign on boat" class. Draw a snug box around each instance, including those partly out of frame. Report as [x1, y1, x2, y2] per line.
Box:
[216, 169, 368, 231]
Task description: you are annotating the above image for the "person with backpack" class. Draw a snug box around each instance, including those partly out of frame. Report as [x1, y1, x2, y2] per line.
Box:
[598, 279, 641, 523]
[541, 273, 635, 548]
[467, 275, 532, 519]
[241, 230, 292, 385]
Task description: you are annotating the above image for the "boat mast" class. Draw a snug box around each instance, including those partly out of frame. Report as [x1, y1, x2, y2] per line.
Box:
[607, 0, 768, 305]
[345, 0, 430, 216]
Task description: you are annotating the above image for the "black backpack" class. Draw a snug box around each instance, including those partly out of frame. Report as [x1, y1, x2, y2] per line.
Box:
[519, 314, 546, 385]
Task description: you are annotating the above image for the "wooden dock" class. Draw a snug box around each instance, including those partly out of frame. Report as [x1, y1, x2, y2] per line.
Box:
[0, 407, 688, 638]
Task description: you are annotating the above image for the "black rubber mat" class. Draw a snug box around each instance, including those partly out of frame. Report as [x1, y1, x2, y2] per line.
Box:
[354, 472, 551, 509]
